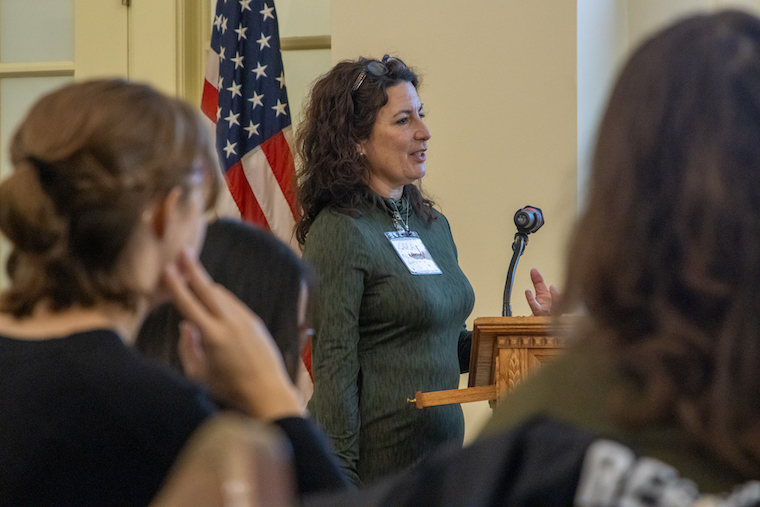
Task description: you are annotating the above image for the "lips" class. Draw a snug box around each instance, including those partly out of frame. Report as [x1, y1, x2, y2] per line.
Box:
[410, 148, 427, 162]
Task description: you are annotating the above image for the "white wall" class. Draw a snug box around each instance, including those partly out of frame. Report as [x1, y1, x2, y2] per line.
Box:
[576, 0, 627, 207]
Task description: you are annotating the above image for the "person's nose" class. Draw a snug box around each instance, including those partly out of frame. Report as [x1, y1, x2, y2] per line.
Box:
[416, 118, 431, 141]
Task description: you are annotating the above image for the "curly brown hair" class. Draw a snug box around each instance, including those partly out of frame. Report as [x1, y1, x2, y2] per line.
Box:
[0, 79, 220, 317]
[294, 56, 435, 246]
[564, 10, 760, 475]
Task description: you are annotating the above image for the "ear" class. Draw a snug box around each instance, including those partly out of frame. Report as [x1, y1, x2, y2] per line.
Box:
[147, 187, 183, 239]
[356, 141, 367, 157]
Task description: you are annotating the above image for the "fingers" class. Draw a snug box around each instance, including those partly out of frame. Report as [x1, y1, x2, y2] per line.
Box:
[525, 289, 542, 315]
[178, 321, 206, 382]
[175, 251, 226, 319]
[164, 263, 216, 334]
[165, 251, 237, 340]
[530, 268, 544, 284]
[530, 268, 549, 295]
[550, 285, 562, 315]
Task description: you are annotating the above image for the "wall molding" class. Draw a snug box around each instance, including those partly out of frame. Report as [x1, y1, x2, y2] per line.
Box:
[0, 61, 75, 78]
[281, 35, 331, 51]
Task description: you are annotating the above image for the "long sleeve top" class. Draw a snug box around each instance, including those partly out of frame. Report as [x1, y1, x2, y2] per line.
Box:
[303, 196, 475, 485]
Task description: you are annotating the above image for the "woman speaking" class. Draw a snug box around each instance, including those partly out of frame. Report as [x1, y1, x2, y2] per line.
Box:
[296, 55, 476, 485]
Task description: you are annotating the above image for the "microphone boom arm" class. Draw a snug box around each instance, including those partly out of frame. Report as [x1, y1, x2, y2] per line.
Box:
[502, 206, 544, 317]
[502, 233, 528, 316]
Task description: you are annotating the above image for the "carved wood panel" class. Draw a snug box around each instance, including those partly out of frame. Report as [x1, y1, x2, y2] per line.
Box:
[470, 316, 575, 406]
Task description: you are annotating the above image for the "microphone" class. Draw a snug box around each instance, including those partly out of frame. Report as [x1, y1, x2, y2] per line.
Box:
[503, 206, 544, 317]
[514, 206, 544, 234]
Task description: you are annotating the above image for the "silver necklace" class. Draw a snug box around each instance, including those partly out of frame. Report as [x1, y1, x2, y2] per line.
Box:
[390, 198, 411, 235]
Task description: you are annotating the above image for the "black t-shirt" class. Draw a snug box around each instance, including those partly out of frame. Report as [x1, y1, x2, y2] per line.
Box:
[0, 329, 215, 507]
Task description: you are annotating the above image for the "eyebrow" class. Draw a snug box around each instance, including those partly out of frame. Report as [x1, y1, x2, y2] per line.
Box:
[392, 104, 425, 117]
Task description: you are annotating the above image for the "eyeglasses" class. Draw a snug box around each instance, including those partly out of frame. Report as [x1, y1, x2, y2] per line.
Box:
[351, 56, 406, 93]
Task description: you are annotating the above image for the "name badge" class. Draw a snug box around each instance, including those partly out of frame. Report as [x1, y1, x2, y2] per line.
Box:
[385, 231, 443, 275]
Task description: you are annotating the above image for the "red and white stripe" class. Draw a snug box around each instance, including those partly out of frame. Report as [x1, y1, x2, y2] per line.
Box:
[201, 46, 299, 252]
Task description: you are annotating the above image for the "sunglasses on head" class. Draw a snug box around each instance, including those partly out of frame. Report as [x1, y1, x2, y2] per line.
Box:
[351, 56, 407, 93]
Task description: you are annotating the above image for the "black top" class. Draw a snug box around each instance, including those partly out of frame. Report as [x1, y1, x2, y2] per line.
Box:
[0, 329, 214, 506]
[0, 329, 350, 506]
[274, 417, 352, 497]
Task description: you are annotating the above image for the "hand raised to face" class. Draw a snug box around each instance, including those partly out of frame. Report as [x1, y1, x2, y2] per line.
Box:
[163, 250, 304, 420]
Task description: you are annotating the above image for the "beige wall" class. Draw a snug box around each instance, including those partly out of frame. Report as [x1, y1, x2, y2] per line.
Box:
[129, 2, 179, 95]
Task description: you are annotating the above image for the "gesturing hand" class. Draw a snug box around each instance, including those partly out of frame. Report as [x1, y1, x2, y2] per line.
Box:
[163, 250, 303, 421]
[525, 268, 562, 316]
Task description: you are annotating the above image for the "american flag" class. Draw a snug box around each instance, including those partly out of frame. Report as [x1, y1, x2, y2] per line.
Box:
[201, 0, 299, 249]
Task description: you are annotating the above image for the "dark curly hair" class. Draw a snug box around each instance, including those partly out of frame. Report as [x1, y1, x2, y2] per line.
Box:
[294, 55, 435, 246]
[564, 10, 760, 475]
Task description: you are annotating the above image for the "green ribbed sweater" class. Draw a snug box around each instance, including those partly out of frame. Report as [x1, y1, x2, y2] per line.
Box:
[303, 197, 474, 486]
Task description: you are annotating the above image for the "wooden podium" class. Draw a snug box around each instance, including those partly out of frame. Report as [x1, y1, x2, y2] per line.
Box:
[411, 316, 573, 409]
